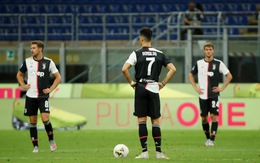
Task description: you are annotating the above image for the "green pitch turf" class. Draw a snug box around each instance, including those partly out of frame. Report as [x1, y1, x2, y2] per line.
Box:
[0, 130, 259, 162]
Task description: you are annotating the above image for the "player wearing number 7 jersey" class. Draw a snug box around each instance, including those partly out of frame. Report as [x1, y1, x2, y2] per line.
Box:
[122, 27, 176, 159]
[188, 42, 232, 147]
[16, 40, 61, 153]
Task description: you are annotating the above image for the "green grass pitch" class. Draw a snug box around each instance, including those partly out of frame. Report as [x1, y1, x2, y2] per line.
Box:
[0, 130, 259, 162]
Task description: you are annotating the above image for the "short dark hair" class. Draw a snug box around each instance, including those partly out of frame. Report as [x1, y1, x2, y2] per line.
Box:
[31, 40, 44, 51]
[140, 27, 152, 42]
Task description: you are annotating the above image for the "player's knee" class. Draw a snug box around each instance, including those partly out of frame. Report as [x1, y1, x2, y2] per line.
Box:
[210, 114, 218, 121]
[201, 116, 208, 122]
[29, 118, 37, 124]
[138, 117, 147, 123]
[151, 118, 160, 125]
[43, 120, 50, 125]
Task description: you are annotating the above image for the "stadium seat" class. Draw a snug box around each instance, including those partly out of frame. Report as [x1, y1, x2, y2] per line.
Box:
[215, 4, 229, 11]
[115, 16, 129, 24]
[225, 16, 236, 25]
[175, 4, 186, 11]
[161, 4, 177, 12]
[24, 5, 34, 13]
[243, 4, 256, 11]
[48, 16, 63, 24]
[237, 15, 248, 25]
[203, 4, 216, 11]
[46, 5, 59, 13]
[63, 16, 72, 24]
[203, 28, 212, 34]
[85, 5, 98, 13]
[123, 4, 137, 13]
[106, 16, 116, 24]
[78, 16, 90, 24]
[144, 16, 156, 24]
[132, 17, 142, 24]
[59, 5, 72, 13]
[21, 17, 37, 24]
[228, 4, 243, 11]
[109, 4, 124, 13]
[34, 5, 46, 13]
[5, 5, 19, 13]
[149, 4, 163, 13]
[136, 4, 150, 13]
[228, 28, 239, 35]
[96, 5, 109, 13]
[205, 15, 218, 23]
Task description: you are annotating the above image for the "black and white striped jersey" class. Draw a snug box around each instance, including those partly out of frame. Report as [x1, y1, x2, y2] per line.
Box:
[190, 58, 230, 99]
[126, 46, 171, 82]
[19, 57, 58, 98]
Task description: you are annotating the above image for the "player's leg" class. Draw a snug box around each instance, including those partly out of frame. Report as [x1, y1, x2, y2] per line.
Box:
[29, 115, 38, 152]
[209, 96, 220, 146]
[39, 98, 56, 151]
[149, 92, 168, 159]
[199, 98, 211, 145]
[134, 84, 149, 159]
[25, 96, 39, 152]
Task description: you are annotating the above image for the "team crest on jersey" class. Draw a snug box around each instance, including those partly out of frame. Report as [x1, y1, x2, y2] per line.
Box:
[42, 63, 46, 70]
[212, 64, 216, 70]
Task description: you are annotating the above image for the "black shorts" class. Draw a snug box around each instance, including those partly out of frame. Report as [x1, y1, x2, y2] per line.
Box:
[24, 96, 50, 116]
[199, 96, 220, 116]
[134, 83, 161, 119]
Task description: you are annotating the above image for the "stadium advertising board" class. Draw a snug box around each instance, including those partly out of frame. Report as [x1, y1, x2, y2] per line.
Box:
[0, 84, 259, 130]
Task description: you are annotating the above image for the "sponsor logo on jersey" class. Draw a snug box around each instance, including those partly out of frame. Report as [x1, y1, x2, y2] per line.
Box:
[42, 63, 46, 70]
[212, 64, 216, 70]
[207, 71, 214, 77]
[32, 71, 45, 77]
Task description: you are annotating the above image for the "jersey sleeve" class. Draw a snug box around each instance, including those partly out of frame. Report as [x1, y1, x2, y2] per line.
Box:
[125, 51, 137, 66]
[190, 62, 198, 75]
[219, 61, 230, 75]
[19, 61, 27, 73]
[49, 60, 59, 74]
[162, 54, 171, 67]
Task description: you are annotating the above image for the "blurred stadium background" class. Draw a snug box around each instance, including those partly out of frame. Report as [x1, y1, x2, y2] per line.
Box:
[0, 0, 260, 83]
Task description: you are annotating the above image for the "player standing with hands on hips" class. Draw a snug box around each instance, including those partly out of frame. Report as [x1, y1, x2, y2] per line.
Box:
[188, 42, 232, 146]
[17, 40, 61, 153]
[122, 27, 176, 159]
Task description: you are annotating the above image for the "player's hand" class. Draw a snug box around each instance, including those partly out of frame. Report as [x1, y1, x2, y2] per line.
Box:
[20, 84, 30, 91]
[195, 87, 203, 95]
[158, 82, 165, 90]
[212, 87, 223, 93]
[130, 81, 136, 89]
[43, 88, 53, 94]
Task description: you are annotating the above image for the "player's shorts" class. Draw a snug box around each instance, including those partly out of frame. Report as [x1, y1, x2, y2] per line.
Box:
[24, 96, 50, 116]
[133, 82, 161, 119]
[199, 96, 220, 116]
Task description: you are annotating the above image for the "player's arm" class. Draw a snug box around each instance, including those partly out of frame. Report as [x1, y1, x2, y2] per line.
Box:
[16, 71, 30, 91]
[158, 63, 176, 90]
[43, 72, 61, 94]
[212, 72, 233, 93]
[184, 17, 190, 25]
[122, 62, 136, 88]
[188, 72, 203, 95]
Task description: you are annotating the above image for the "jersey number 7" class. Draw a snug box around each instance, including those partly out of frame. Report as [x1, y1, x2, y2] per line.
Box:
[146, 57, 155, 76]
